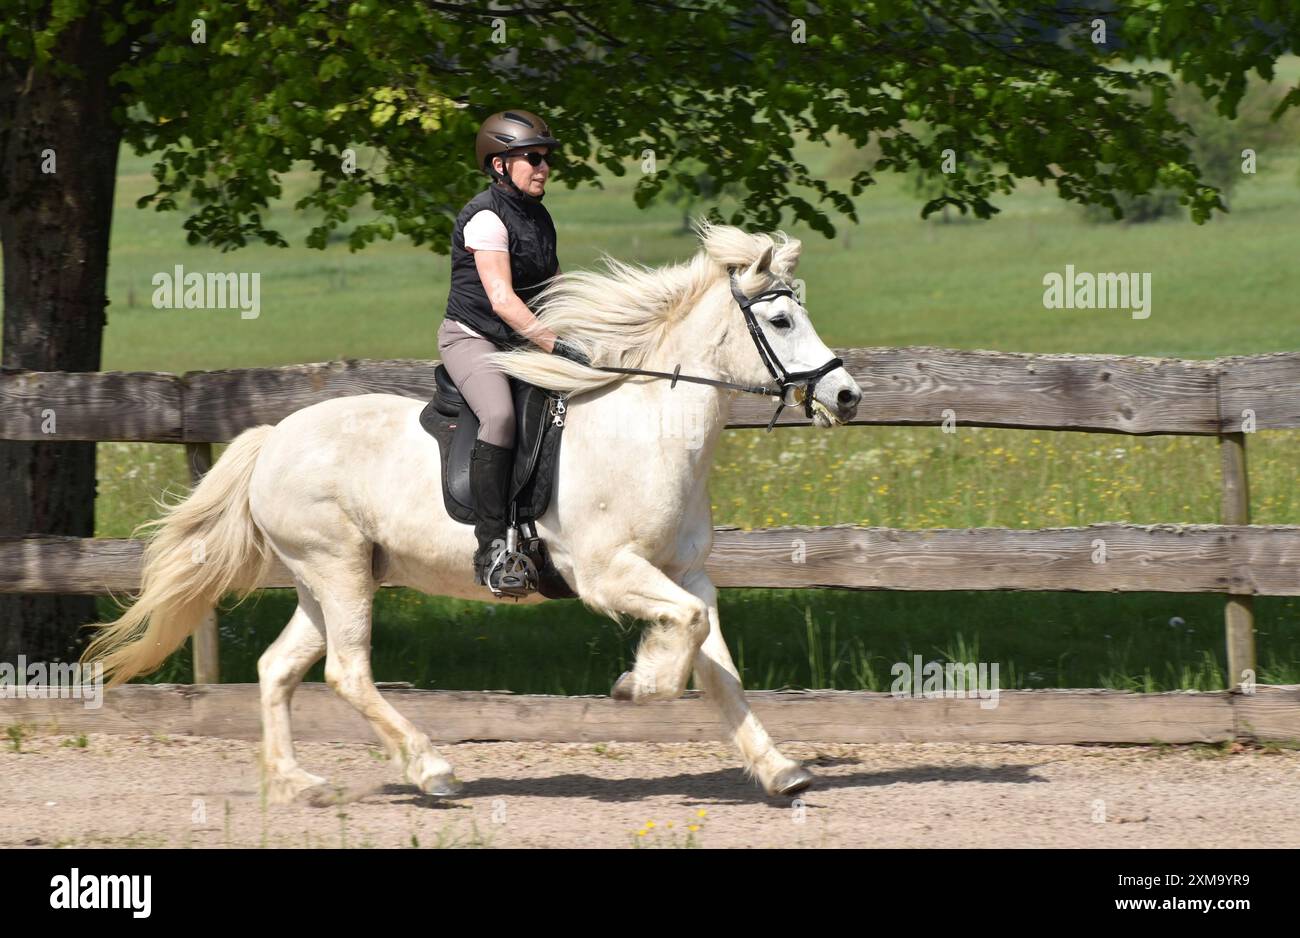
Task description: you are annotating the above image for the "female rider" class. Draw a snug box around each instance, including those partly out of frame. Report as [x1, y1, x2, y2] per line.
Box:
[437, 109, 589, 593]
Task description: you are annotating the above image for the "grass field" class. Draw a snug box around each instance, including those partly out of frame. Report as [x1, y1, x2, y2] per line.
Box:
[11, 64, 1300, 691]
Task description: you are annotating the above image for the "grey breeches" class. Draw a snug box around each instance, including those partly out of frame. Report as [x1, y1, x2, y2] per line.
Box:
[436, 318, 516, 449]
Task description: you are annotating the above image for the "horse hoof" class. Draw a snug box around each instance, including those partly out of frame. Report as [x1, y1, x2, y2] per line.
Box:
[295, 782, 343, 807]
[611, 671, 635, 701]
[768, 765, 815, 797]
[423, 775, 463, 798]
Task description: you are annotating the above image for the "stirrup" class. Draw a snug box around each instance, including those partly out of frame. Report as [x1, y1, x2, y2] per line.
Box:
[484, 526, 538, 598]
[485, 551, 536, 598]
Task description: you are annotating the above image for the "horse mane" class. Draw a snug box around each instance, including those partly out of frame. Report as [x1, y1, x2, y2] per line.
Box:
[485, 218, 802, 396]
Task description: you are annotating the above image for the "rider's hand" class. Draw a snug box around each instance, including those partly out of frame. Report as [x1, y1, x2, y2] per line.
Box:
[552, 336, 592, 367]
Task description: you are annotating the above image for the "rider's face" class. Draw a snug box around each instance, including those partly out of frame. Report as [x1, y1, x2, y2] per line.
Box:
[495, 146, 550, 196]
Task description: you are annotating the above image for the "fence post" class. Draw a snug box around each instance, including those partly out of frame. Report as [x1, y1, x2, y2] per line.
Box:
[1218, 431, 1255, 690]
[185, 442, 220, 684]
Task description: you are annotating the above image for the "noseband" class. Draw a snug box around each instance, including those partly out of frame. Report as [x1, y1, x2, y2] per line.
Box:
[590, 267, 844, 432]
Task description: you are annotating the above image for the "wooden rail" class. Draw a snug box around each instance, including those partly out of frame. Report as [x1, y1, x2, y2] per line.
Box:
[5, 683, 1299, 745]
[3, 348, 1298, 441]
[4, 524, 1299, 596]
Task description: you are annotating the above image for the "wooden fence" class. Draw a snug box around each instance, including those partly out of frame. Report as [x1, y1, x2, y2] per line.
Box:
[2, 347, 1298, 694]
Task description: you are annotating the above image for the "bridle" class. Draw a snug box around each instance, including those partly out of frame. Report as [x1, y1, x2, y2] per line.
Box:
[588, 267, 844, 432]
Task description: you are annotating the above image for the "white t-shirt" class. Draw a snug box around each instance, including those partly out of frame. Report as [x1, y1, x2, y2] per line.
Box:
[454, 210, 511, 338]
[464, 209, 509, 253]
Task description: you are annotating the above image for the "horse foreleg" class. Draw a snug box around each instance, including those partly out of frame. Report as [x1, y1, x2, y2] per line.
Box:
[585, 549, 711, 702]
[682, 570, 815, 798]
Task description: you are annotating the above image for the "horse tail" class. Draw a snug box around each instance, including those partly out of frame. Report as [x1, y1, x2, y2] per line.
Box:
[82, 425, 276, 688]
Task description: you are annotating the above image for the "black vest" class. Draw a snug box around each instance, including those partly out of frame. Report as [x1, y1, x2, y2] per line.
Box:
[445, 183, 558, 350]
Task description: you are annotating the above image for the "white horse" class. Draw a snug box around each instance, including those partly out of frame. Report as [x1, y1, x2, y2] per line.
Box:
[83, 220, 863, 803]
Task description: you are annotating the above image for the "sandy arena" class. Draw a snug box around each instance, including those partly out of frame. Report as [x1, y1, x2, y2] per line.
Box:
[4, 733, 1298, 848]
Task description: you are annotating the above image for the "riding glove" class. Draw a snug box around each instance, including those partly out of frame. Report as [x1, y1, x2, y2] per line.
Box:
[552, 337, 592, 367]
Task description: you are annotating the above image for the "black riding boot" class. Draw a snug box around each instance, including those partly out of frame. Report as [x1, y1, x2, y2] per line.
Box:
[469, 438, 519, 589]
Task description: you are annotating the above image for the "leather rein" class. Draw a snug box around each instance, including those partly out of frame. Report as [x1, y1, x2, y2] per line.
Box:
[584, 268, 844, 432]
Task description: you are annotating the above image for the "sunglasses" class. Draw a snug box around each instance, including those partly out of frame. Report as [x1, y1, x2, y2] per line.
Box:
[505, 151, 554, 168]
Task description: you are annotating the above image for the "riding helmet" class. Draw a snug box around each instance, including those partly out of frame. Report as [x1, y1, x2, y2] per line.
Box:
[475, 109, 560, 177]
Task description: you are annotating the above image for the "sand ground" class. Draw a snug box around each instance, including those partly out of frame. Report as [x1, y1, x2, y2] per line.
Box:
[4, 733, 1298, 849]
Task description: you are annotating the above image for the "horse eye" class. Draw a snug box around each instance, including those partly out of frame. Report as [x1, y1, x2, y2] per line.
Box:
[771, 316, 791, 330]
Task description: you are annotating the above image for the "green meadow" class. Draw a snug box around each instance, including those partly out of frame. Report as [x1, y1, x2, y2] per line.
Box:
[19, 63, 1300, 691]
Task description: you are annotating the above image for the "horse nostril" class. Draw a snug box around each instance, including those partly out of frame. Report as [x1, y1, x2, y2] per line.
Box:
[837, 388, 859, 407]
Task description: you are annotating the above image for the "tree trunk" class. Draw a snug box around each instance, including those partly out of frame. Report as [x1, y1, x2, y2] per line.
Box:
[0, 8, 128, 662]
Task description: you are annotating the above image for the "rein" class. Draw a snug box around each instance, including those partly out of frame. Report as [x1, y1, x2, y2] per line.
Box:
[585, 268, 844, 432]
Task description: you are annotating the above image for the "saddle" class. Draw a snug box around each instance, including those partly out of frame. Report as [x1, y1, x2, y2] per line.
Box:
[419, 364, 576, 599]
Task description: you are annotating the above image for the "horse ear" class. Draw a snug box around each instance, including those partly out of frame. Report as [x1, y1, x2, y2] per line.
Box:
[747, 244, 774, 277]
[774, 238, 801, 278]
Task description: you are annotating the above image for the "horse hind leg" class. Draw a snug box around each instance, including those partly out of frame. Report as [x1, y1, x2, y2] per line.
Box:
[305, 556, 462, 798]
[258, 584, 331, 805]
